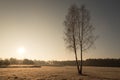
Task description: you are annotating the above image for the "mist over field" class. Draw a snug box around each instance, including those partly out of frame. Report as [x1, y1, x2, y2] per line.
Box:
[0, 58, 120, 80]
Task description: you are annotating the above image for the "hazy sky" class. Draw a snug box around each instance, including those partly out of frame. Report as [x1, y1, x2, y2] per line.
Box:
[0, 0, 120, 60]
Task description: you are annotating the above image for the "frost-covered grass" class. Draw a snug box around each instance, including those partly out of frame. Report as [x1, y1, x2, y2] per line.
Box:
[0, 66, 119, 80]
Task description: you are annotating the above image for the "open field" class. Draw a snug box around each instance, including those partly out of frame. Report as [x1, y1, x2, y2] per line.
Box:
[0, 66, 120, 80]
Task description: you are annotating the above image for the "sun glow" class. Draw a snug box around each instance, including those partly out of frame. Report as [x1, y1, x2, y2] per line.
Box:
[17, 47, 25, 55]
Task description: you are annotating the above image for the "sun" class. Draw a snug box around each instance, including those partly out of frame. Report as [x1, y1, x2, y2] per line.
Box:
[17, 47, 25, 55]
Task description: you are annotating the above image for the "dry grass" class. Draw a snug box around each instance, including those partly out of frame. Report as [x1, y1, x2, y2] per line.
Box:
[0, 66, 120, 80]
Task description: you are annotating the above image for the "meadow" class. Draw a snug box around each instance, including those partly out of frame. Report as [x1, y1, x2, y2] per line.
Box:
[0, 66, 120, 80]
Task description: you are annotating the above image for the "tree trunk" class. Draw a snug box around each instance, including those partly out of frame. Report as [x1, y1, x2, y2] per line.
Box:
[74, 49, 80, 74]
[73, 34, 80, 74]
[79, 44, 83, 74]
[79, 5, 84, 75]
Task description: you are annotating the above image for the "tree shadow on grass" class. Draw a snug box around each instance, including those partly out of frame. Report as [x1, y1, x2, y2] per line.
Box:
[79, 73, 88, 76]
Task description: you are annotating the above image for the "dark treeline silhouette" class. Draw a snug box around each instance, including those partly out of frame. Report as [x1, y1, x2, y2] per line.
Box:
[0, 58, 120, 67]
[23, 59, 34, 65]
[47, 59, 120, 67]
[0, 59, 10, 67]
[83, 58, 120, 67]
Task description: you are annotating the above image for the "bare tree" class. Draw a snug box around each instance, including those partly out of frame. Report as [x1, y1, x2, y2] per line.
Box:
[64, 4, 97, 75]
[78, 5, 97, 74]
[64, 4, 80, 74]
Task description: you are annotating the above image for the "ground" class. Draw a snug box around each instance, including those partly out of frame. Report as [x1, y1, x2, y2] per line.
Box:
[0, 66, 120, 80]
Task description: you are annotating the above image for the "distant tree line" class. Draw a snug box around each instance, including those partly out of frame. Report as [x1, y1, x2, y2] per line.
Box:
[83, 58, 120, 67]
[46, 59, 120, 67]
[0, 58, 120, 67]
[0, 59, 10, 67]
